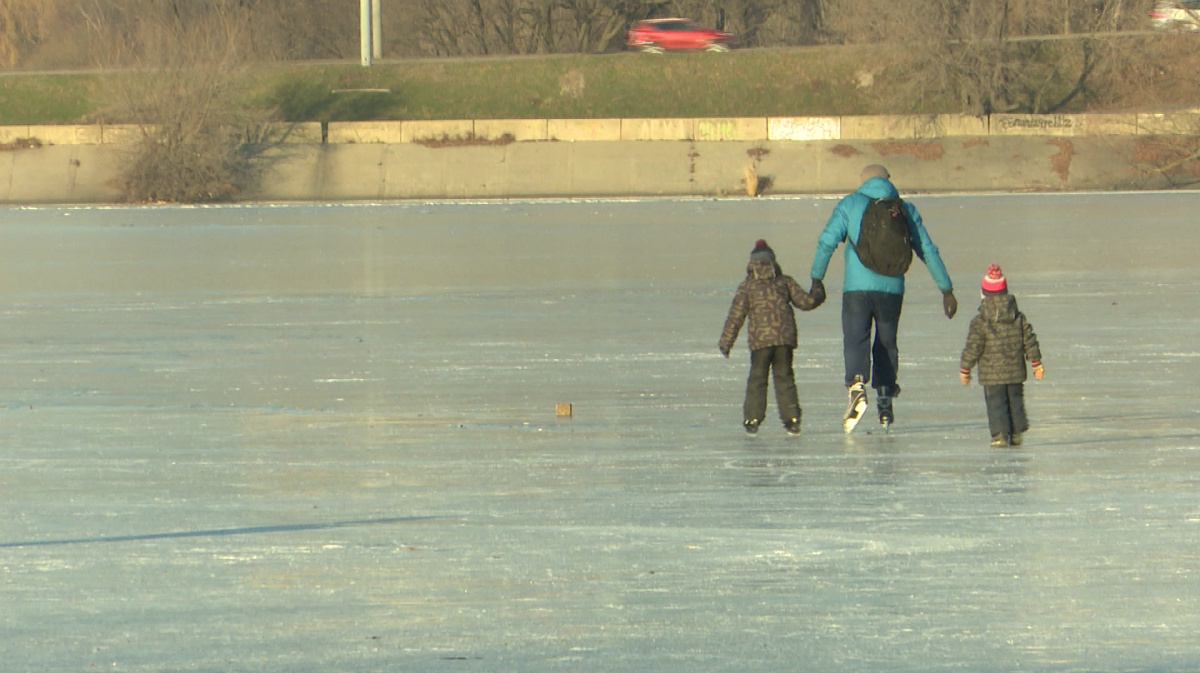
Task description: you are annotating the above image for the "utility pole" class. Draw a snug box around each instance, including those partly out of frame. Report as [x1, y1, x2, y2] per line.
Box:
[360, 0, 373, 66]
[372, 0, 384, 60]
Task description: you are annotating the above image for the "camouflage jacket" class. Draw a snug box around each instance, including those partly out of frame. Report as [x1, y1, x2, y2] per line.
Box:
[959, 293, 1042, 385]
[719, 259, 818, 352]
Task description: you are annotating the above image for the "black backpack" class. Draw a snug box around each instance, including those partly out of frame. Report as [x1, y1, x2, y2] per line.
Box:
[849, 197, 913, 276]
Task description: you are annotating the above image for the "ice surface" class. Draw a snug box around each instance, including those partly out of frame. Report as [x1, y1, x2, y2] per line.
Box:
[1, 193, 1199, 672]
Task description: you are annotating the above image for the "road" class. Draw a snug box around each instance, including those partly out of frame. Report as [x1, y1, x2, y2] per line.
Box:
[0, 29, 1169, 78]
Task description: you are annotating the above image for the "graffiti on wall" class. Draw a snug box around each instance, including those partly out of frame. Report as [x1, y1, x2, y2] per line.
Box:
[996, 116, 1074, 132]
[695, 120, 738, 142]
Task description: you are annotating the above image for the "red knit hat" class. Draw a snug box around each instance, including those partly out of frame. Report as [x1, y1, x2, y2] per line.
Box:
[750, 239, 775, 261]
[981, 264, 1007, 293]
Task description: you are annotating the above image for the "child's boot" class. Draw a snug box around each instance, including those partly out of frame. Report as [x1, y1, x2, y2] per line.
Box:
[784, 415, 802, 436]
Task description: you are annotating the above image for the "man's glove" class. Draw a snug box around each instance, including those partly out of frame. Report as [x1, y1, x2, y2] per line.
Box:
[719, 346, 730, 358]
[959, 369, 971, 386]
[942, 289, 958, 319]
[809, 278, 826, 307]
[1032, 363, 1044, 380]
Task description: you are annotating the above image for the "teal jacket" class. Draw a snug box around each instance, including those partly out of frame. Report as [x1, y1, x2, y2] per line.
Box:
[810, 177, 953, 295]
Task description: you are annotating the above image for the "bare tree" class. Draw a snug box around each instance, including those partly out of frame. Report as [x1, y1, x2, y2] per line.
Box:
[413, 0, 663, 55]
[0, 0, 59, 66]
[235, 0, 358, 61]
[87, 0, 278, 202]
[664, 0, 812, 46]
[12, 0, 358, 67]
[558, 0, 660, 52]
[417, 0, 490, 55]
[825, 0, 1154, 114]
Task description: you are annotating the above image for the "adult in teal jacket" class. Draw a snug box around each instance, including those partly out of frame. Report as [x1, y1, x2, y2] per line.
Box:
[808, 164, 958, 433]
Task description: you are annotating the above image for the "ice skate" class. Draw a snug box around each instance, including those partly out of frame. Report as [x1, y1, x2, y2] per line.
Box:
[877, 389, 894, 432]
[784, 416, 801, 436]
[990, 433, 1009, 448]
[744, 419, 761, 436]
[842, 377, 868, 434]
[1009, 432, 1023, 446]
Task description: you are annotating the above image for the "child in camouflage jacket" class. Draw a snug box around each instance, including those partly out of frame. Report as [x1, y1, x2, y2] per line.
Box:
[959, 264, 1044, 447]
[719, 240, 822, 436]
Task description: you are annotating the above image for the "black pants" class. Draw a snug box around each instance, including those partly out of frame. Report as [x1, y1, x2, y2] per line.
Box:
[842, 291, 904, 390]
[984, 383, 1028, 437]
[745, 346, 801, 424]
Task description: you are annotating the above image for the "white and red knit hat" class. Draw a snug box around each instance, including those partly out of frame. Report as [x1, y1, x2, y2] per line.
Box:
[981, 264, 1007, 293]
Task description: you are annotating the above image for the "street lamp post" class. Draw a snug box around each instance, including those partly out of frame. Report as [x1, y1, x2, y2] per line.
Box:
[372, 0, 383, 60]
[360, 0, 372, 66]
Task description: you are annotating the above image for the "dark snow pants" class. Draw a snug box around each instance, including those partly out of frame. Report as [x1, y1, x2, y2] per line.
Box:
[745, 346, 801, 424]
[984, 383, 1029, 437]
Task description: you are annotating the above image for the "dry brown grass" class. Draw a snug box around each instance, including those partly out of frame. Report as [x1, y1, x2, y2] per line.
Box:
[0, 0, 57, 67]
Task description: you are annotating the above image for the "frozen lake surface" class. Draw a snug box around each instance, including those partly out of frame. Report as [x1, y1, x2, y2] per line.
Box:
[1, 193, 1199, 672]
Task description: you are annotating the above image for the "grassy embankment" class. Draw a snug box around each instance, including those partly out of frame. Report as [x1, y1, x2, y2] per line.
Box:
[1, 37, 1197, 126]
[0, 47, 915, 126]
[0, 74, 94, 124]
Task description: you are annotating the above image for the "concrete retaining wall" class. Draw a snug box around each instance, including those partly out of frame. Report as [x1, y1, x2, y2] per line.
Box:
[1, 112, 1196, 203]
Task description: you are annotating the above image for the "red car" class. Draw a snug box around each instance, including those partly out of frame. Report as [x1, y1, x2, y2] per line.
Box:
[625, 18, 740, 53]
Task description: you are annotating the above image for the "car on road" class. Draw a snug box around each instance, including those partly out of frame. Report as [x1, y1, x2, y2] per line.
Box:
[625, 18, 740, 54]
[1149, 0, 1200, 30]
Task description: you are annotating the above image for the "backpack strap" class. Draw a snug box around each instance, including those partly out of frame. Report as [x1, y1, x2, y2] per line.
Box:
[844, 196, 889, 253]
[843, 197, 878, 247]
